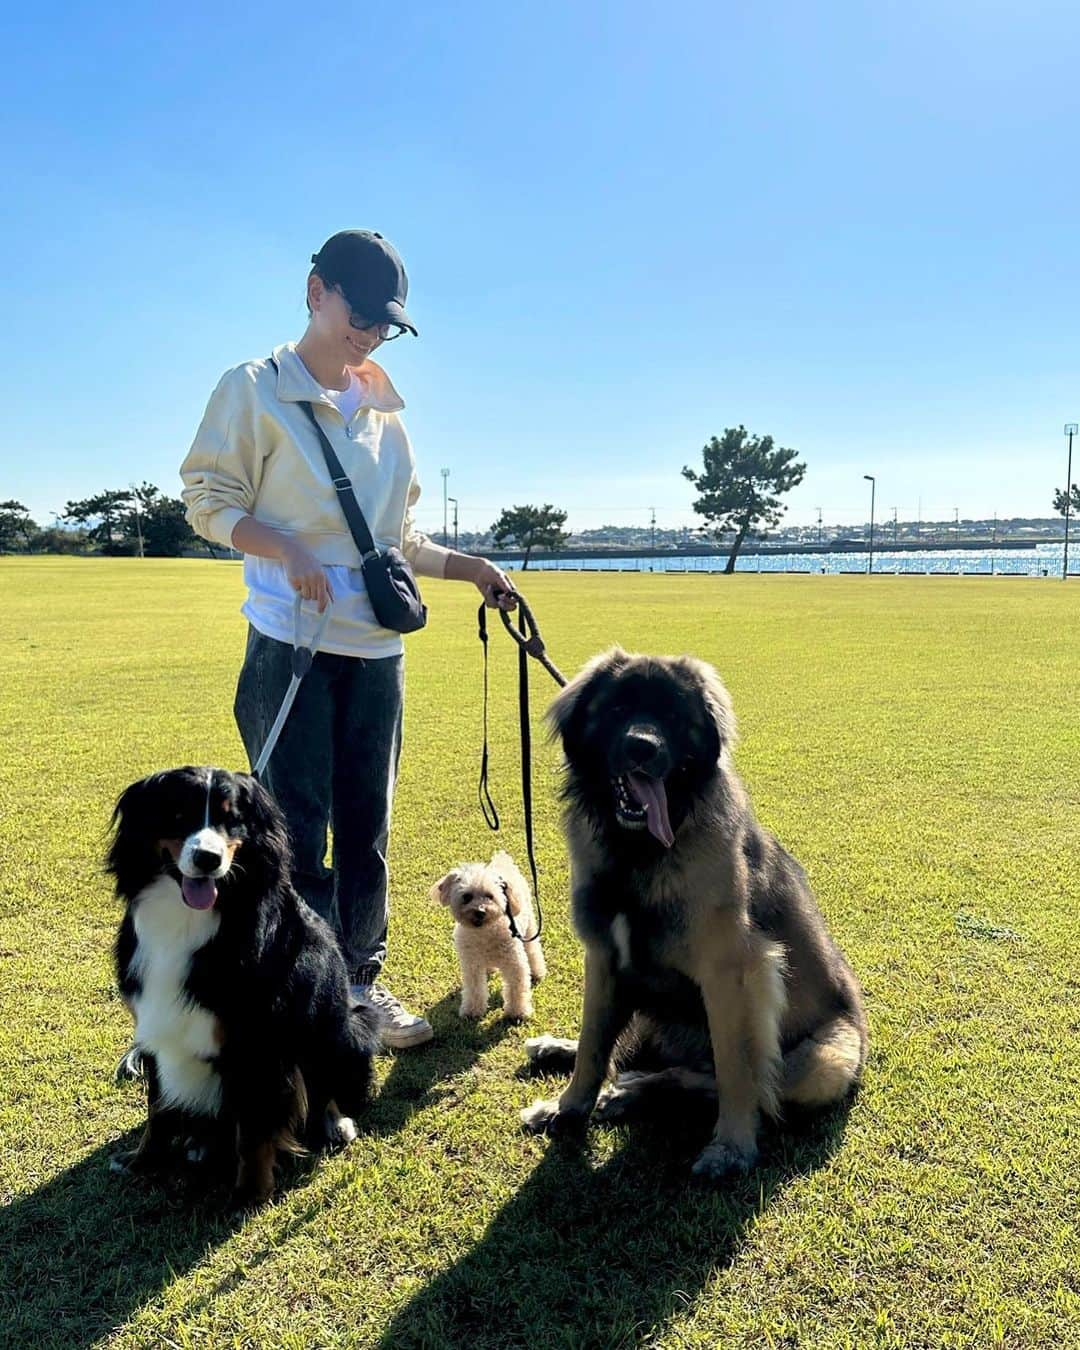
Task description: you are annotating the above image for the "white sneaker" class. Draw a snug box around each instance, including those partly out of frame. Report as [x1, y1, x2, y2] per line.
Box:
[351, 983, 434, 1049]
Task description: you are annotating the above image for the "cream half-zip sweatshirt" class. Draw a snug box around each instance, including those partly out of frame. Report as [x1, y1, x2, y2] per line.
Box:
[180, 343, 450, 657]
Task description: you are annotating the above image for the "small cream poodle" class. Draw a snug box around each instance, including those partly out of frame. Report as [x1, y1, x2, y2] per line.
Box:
[431, 850, 546, 1020]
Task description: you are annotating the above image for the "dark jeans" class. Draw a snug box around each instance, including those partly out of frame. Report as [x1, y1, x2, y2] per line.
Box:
[234, 625, 404, 984]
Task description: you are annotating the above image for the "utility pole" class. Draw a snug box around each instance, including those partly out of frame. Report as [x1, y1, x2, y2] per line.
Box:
[954, 506, 959, 542]
[892, 506, 898, 544]
[816, 506, 823, 544]
[1065, 424, 1077, 580]
[440, 468, 450, 547]
[863, 475, 876, 574]
[650, 506, 656, 551]
[447, 497, 459, 551]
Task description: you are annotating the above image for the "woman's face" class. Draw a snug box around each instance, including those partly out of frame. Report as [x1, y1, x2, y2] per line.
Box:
[307, 275, 384, 365]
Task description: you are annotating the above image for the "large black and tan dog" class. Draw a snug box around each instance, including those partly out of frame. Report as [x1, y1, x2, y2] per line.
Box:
[108, 766, 381, 1206]
[521, 650, 868, 1182]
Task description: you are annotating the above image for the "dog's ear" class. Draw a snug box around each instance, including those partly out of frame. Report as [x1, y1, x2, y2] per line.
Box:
[109, 775, 152, 837]
[234, 772, 293, 882]
[673, 656, 737, 753]
[491, 851, 529, 916]
[106, 774, 167, 898]
[429, 870, 460, 905]
[547, 646, 630, 745]
[502, 878, 524, 918]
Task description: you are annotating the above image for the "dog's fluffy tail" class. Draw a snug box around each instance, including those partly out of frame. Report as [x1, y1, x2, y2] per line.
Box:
[331, 998, 382, 1117]
[780, 1015, 865, 1108]
[348, 997, 383, 1053]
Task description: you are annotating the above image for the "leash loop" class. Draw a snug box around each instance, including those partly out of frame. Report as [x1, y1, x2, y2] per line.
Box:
[477, 602, 500, 830]
[494, 591, 567, 688]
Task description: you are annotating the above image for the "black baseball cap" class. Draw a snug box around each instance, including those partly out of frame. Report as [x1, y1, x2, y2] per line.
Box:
[310, 230, 417, 335]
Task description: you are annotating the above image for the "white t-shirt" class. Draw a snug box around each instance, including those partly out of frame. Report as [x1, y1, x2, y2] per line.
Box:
[322, 370, 366, 430]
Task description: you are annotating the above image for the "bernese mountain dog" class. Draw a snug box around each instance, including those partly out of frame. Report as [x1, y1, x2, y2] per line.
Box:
[107, 765, 381, 1207]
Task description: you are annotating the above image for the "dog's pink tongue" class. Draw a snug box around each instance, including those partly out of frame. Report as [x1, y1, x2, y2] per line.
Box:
[627, 772, 675, 848]
[181, 876, 217, 910]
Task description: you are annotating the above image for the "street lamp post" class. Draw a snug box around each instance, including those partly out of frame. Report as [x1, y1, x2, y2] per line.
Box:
[1065, 424, 1078, 581]
[440, 468, 450, 547]
[863, 475, 876, 574]
[447, 497, 459, 551]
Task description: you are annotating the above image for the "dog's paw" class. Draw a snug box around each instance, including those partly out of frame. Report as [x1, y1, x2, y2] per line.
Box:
[109, 1148, 163, 1178]
[323, 1113, 358, 1151]
[114, 1047, 145, 1085]
[519, 1098, 562, 1134]
[690, 1140, 757, 1184]
[503, 1003, 533, 1023]
[459, 1002, 488, 1020]
[520, 1098, 588, 1137]
[230, 1181, 273, 1211]
[593, 1078, 645, 1124]
[523, 1035, 577, 1070]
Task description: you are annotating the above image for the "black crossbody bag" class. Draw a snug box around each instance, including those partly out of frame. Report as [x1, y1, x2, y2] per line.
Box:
[269, 356, 428, 634]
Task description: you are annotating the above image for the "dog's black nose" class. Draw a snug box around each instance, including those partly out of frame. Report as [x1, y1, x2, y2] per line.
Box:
[472, 911, 487, 927]
[623, 725, 665, 769]
[192, 848, 223, 873]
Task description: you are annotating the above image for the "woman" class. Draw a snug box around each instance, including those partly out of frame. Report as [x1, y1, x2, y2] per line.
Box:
[181, 229, 514, 1048]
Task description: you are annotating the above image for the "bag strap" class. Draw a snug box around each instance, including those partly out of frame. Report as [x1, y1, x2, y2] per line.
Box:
[267, 354, 378, 559]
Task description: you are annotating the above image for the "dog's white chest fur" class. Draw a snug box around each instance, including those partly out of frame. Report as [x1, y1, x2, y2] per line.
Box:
[129, 875, 223, 1116]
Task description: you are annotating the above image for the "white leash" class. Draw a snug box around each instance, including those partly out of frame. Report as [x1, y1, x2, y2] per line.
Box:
[251, 594, 333, 780]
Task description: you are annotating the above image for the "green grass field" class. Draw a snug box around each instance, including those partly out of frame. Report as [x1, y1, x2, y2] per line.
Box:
[1, 557, 1077, 1348]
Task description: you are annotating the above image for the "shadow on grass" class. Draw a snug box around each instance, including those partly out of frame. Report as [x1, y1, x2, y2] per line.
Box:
[364, 989, 520, 1137]
[0, 1129, 248, 1348]
[0, 991, 517, 1348]
[378, 1095, 855, 1350]
[0, 1003, 849, 1349]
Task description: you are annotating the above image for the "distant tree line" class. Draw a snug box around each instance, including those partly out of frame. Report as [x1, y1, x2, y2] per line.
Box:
[5, 450, 1075, 569]
[0, 485, 208, 557]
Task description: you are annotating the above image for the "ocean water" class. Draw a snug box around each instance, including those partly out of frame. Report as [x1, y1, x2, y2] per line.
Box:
[511, 544, 1071, 579]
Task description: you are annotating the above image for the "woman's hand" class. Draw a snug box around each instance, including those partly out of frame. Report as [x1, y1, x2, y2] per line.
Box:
[472, 559, 517, 609]
[441, 551, 517, 608]
[281, 539, 334, 612]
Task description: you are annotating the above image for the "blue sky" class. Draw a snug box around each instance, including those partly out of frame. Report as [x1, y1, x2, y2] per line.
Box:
[3, 1, 1078, 538]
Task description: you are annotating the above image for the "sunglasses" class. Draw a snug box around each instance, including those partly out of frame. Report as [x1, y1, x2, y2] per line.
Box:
[334, 287, 406, 341]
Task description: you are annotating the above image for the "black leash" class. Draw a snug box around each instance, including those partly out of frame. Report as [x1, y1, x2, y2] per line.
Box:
[477, 590, 567, 943]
